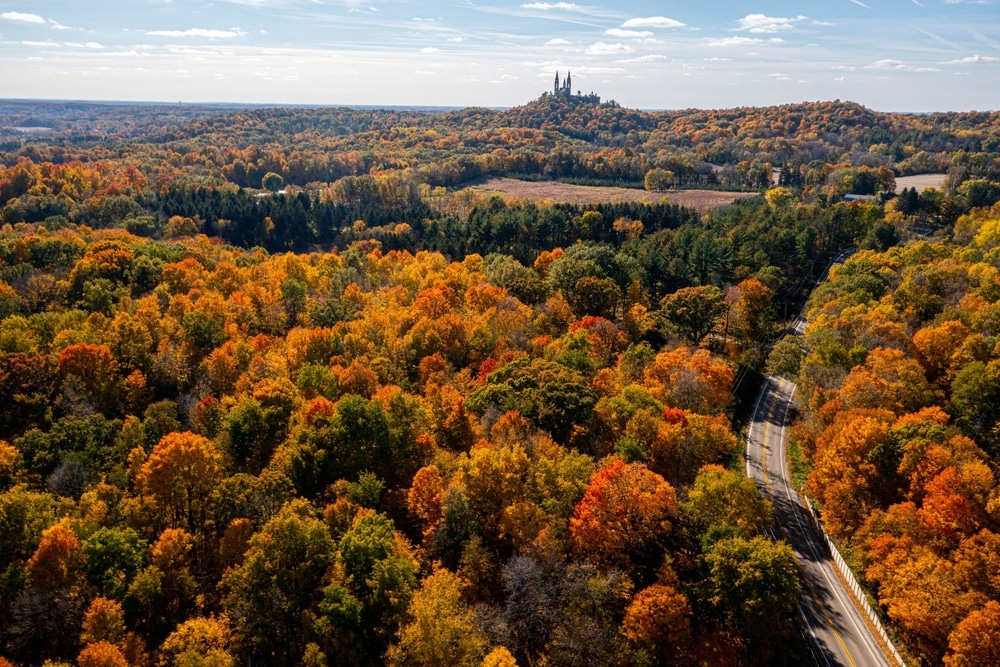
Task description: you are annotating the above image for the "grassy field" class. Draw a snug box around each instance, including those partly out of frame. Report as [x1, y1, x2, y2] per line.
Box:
[895, 173, 947, 193]
[470, 176, 760, 210]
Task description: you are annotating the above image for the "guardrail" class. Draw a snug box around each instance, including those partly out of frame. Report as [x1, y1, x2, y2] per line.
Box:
[802, 495, 907, 667]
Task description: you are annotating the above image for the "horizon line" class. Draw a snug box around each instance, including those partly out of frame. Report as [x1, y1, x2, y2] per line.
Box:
[0, 97, 996, 116]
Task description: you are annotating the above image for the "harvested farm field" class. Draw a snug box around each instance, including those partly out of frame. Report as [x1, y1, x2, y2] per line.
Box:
[470, 177, 759, 210]
[895, 173, 947, 193]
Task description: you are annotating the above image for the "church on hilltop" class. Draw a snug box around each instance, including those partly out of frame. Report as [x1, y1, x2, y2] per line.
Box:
[550, 71, 601, 104]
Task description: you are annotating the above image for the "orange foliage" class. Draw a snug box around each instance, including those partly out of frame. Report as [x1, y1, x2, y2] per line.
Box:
[334, 360, 379, 398]
[807, 410, 894, 537]
[81, 597, 126, 645]
[27, 518, 81, 589]
[135, 432, 223, 529]
[408, 465, 446, 544]
[839, 347, 935, 416]
[77, 641, 129, 667]
[945, 600, 1000, 667]
[913, 320, 973, 381]
[643, 346, 733, 413]
[623, 583, 692, 647]
[569, 459, 678, 567]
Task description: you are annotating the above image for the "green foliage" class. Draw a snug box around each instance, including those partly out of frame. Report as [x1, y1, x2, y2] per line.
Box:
[467, 358, 597, 443]
[223, 501, 336, 667]
[766, 335, 804, 379]
[659, 286, 725, 345]
[339, 512, 396, 593]
[684, 465, 774, 537]
[700, 536, 798, 645]
[343, 472, 384, 509]
[262, 172, 285, 193]
[644, 168, 674, 192]
[81, 526, 146, 599]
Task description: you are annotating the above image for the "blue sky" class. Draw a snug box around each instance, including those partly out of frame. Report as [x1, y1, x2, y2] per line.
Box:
[1, 1, 997, 111]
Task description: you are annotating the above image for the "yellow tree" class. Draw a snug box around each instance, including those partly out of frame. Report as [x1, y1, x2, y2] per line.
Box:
[80, 597, 126, 645]
[387, 568, 488, 667]
[160, 615, 236, 667]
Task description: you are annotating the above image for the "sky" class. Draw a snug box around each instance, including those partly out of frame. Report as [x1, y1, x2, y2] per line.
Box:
[1, 1, 998, 112]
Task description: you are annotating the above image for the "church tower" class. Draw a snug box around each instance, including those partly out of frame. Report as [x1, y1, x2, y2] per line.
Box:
[554, 71, 560, 96]
[566, 71, 571, 95]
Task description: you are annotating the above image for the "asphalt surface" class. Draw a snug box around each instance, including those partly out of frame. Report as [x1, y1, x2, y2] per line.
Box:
[747, 375, 893, 667]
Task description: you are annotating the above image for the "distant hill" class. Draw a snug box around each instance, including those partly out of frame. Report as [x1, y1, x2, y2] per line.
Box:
[1, 96, 997, 194]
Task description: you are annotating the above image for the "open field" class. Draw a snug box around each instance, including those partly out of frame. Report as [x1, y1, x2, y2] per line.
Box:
[895, 173, 947, 193]
[470, 177, 759, 210]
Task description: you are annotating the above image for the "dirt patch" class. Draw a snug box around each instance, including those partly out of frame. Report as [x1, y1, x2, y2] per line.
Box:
[470, 177, 759, 210]
[895, 174, 947, 193]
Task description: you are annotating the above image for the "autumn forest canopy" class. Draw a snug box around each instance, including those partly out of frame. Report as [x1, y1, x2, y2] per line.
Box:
[0, 95, 999, 667]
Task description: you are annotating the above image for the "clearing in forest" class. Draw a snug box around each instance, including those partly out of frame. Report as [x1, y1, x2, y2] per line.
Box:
[470, 177, 759, 210]
[894, 173, 947, 193]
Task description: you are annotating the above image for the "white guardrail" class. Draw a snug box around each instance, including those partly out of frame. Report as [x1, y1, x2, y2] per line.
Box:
[801, 495, 907, 667]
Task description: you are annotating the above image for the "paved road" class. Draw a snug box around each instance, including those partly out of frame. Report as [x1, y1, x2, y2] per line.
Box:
[747, 376, 893, 667]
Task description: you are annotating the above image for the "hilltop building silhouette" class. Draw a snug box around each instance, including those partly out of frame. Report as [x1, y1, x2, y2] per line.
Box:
[551, 71, 601, 104]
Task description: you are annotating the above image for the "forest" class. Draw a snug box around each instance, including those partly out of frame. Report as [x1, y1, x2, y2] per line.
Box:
[0, 95, 999, 667]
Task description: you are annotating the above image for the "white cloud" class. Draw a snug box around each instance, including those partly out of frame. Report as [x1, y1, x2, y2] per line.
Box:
[709, 36, 784, 47]
[586, 41, 633, 55]
[811, 20, 834, 26]
[420, 47, 440, 53]
[147, 28, 245, 38]
[737, 14, 806, 33]
[545, 38, 572, 45]
[86, 42, 104, 49]
[605, 28, 652, 38]
[870, 59, 910, 70]
[621, 16, 684, 29]
[946, 54, 999, 64]
[568, 66, 626, 74]
[22, 40, 60, 47]
[520, 2, 581, 10]
[617, 54, 666, 62]
[2, 12, 45, 23]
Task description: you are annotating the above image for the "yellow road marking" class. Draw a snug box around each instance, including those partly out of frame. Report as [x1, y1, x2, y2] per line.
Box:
[761, 393, 859, 667]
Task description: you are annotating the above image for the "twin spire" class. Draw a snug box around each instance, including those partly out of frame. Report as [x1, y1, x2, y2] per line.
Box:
[554, 71, 572, 98]
[549, 70, 601, 104]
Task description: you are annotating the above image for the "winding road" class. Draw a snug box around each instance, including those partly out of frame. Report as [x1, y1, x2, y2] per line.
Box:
[747, 377, 892, 667]
[746, 247, 895, 667]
